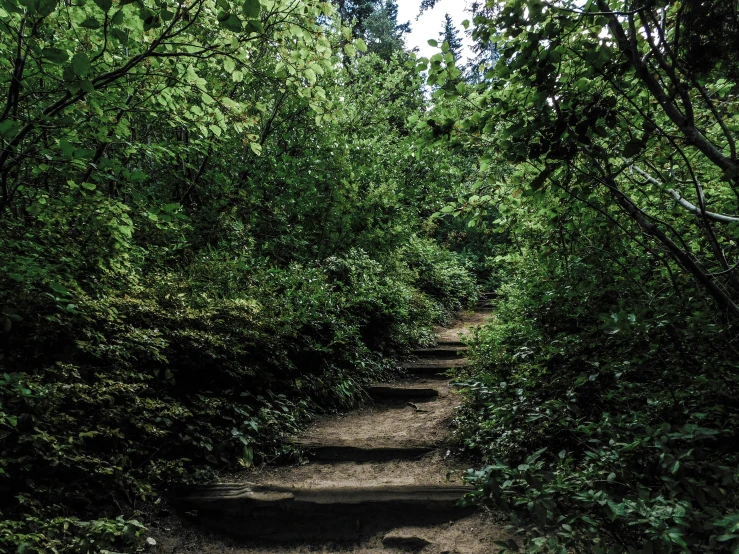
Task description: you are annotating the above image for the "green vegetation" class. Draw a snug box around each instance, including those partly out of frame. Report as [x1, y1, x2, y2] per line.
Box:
[423, 0, 739, 552]
[2, 0, 739, 551]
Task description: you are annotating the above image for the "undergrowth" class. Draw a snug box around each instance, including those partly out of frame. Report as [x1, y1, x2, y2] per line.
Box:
[0, 240, 477, 553]
[456, 257, 739, 553]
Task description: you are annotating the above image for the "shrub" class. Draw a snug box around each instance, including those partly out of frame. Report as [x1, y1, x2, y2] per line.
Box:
[456, 258, 739, 553]
[399, 237, 479, 324]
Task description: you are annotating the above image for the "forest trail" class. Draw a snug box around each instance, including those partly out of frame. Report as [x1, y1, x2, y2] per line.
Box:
[156, 305, 506, 553]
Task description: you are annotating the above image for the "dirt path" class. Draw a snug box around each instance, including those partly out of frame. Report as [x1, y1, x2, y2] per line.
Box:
[153, 308, 506, 553]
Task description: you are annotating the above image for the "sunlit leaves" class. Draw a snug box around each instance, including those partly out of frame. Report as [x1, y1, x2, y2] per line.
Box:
[304, 67, 316, 85]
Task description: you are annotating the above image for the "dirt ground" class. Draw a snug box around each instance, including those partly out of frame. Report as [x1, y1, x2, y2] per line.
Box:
[151, 510, 509, 554]
[433, 310, 493, 344]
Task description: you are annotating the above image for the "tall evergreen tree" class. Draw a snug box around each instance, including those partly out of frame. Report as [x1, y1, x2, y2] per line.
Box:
[365, 0, 411, 60]
[332, 0, 410, 60]
[439, 13, 463, 63]
[334, 0, 377, 37]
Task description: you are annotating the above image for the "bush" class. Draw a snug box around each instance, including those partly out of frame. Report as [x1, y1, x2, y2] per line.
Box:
[456, 257, 739, 554]
[400, 237, 479, 324]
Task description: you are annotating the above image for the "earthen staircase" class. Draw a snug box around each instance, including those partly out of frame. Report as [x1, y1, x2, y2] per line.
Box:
[168, 299, 501, 552]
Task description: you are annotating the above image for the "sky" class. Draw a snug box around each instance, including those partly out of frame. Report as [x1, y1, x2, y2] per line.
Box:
[396, 0, 476, 64]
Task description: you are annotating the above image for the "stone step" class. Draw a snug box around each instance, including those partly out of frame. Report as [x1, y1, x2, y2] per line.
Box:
[403, 358, 469, 377]
[366, 385, 439, 401]
[175, 483, 474, 541]
[412, 346, 469, 359]
[435, 340, 467, 348]
[294, 439, 435, 462]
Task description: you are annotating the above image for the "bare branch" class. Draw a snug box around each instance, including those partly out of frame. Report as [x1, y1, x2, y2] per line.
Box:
[667, 188, 739, 224]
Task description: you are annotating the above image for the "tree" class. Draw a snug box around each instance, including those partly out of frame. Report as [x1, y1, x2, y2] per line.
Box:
[439, 13, 463, 63]
[437, 0, 739, 317]
[464, 2, 499, 83]
[364, 0, 411, 60]
[418, 0, 739, 550]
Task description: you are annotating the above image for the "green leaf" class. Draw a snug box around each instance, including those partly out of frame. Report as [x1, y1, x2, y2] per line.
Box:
[241, 445, 254, 467]
[249, 142, 262, 156]
[92, 0, 112, 12]
[42, 47, 69, 63]
[111, 29, 129, 46]
[79, 79, 95, 93]
[354, 38, 367, 52]
[245, 19, 263, 33]
[220, 13, 242, 32]
[80, 16, 101, 29]
[242, 0, 260, 18]
[70, 53, 91, 77]
[0, 121, 19, 138]
[427, 39, 438, 47]
[622, 139, 642, 158]
[304, 68, 316, 85]
[344, 44, 356, 57]
[38, 0, 57, 16]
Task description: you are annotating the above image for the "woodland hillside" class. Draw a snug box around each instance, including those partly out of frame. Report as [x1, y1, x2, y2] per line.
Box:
[1, 0, 738, 552]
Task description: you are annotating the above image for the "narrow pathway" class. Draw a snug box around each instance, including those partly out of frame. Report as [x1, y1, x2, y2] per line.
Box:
[158, 306, 505, 553]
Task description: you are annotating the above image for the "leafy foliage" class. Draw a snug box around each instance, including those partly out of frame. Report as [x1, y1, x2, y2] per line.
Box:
[411, 0, 739, 551]
[0, 0, 478, 549]
[457, 252, 739, 553]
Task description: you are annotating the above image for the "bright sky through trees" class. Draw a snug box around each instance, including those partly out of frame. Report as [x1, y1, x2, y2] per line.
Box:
[397, 0, 475, 63]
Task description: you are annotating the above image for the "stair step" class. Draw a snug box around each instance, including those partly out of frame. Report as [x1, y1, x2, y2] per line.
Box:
[412, 346, 468, 359]
[403, 358, 469, 377]
[294, 440, 435, 462]
[366, 385, 439, 401]
[435, 340, 467, 348]
[175, 483, 473, 540]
